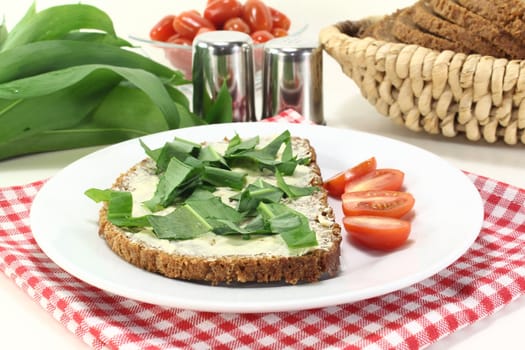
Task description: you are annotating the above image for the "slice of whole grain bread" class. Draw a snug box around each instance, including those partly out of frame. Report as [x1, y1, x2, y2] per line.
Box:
[413, 1, 508, 57]
[456, 0, 525, 45]
[392, 7, 461, 52]
[427, 0, 525, 58]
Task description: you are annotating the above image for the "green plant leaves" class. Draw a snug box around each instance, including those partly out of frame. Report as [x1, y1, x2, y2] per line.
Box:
[0, 3, 231, 161]
[1, 4, 117, 51]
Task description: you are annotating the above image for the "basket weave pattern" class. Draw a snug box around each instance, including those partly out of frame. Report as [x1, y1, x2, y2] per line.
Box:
[320, 19, 525, 145]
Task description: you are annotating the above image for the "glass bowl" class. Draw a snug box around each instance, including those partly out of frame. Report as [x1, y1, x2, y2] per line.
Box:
[129, 25, 307, 80]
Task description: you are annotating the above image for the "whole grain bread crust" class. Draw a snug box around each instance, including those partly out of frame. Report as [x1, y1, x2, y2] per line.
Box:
[97, 137, 342, 285]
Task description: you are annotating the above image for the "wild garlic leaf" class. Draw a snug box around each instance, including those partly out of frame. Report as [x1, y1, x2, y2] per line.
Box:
[144, 156, 203, 211]
[85, 188, 149, 227]
[186, 197, 244, 224]
[148, 205, 212, 240]
[202, 166, 246, 190]
[275, 170, 316, 199]
[236, 179, 283, 213]
[225, 134, 259, 156]
[198, 145, 228, 168]
[153, 138, 201, 173]
[257, 202, 318, 248]
[2, 4, 117, 51]
[224, 130, 302, 173]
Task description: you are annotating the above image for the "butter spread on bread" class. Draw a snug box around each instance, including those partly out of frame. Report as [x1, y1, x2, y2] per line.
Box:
[91, 132, 342, 285]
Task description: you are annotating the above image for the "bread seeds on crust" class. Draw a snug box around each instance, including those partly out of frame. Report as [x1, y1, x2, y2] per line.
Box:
[91, 133, 342, 285]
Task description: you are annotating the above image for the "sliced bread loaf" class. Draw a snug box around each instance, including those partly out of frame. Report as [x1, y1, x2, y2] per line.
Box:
[392, 7, 462, 52]
[427, 0, 525, 58]
[456, 0, 525, 45]
[413, 1, 507, 57]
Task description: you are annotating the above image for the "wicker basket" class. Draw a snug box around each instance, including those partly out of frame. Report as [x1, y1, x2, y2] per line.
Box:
[319, 18, 525, 145]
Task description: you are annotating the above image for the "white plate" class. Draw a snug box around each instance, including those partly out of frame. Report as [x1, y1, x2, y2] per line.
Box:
[30, 123, 484, 313]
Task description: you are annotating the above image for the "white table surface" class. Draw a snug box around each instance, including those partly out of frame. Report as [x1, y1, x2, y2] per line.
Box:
[1, 1, 524, 349]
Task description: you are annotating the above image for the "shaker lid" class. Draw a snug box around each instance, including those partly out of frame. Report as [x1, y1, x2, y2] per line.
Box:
[263, 36, 320, 57]
[193, 30, 253, 55]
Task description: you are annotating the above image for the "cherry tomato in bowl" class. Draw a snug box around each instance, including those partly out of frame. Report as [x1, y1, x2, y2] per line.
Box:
[269, 7, 291, 30]
[149, 15, 177, 42]
[223, 17, 251, 34]
[172, 11, 216, 40]
[251, 30, 274, 44]
[139, 1, 300, 79]
[242, 0, 273, 32]
[204, 0, 243, 27]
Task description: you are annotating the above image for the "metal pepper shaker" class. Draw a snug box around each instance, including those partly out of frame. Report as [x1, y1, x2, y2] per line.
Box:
[192, 31, 256, 122]
[261, 36, 325, 124]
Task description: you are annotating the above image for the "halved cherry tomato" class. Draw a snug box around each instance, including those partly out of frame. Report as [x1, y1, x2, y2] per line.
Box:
[223, 17, 251, 34]
[172, 11, 216, 40]
[269, 7, 291, 30]
[204, 0, 243, 27]
[343, 216, 411, 251]
[242, 0, 273, 32]
[149, 15, 177, 42]
[342, 190, 415, 218]
[323, 157, 377, 198]
[251, 30, 274, 43]
[344, 168, 404, 193]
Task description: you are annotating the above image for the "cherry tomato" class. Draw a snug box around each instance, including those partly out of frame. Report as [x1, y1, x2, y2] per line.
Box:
[223, 17, 251, 34]
[269, 7, 291, 30]
[343, 216, 411, 251]
[195, 27, 214, 37]
[149, 15, 177, 42]
[344, 168, 404, 193]
[172, 11, 216, 40]
[342, 190, 415, 218]
[243, 0, 273, 32]
[272, 27, 289, 38]
[251, 30, 274, 43]
[323, 157, 377, 197]
[204, 0, 243, 27]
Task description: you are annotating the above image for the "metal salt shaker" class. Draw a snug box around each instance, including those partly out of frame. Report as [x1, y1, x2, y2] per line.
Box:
[261, 36, 325, 124]
[192, 31, 256, 122]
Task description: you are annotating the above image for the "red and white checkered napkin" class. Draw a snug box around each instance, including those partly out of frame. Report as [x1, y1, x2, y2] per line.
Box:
[1, 174, 524, 350]
[261, 108, 315, 124]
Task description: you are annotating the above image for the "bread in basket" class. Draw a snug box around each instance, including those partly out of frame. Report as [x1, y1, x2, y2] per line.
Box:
[319, 0, 525, 145]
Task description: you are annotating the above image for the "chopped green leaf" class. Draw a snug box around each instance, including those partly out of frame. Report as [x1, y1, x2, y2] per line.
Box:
[186, 188, 217, 201]
[275, 170, 316, 199]
[202, 166, 246, 190]
[84, 188, 112, 202]
[144, 156, 203, 210]
[148, 205, 212, 240]
[223, 130, 302, 174]
[270, 211, 318, 248]
[236, 179, 283, 213]
[198, 145, 228, 168]
[257, 202, 318, 248]
[185, 197, 244, 224]
[85, 188, 148, 227]
[225, 134, 259, 156]
[152, 138, 201, 173]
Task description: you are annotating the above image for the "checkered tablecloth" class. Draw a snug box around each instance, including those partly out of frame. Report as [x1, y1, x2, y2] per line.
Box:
[1, 111, 525, 349]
